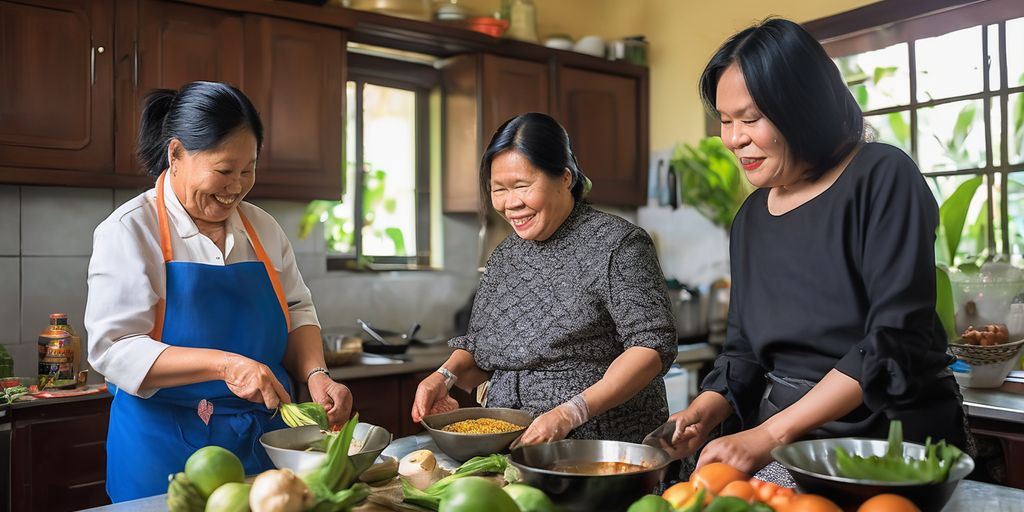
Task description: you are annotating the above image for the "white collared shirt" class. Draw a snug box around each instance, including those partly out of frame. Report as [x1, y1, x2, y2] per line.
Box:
[85, 174, 320, 398]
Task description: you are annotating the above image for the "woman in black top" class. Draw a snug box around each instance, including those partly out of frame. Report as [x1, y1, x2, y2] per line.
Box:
[664, 19, 968, 475]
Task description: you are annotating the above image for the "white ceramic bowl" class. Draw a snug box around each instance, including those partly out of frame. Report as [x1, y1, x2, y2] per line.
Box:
[544, 37, 573, 50]
[952, 349, 1022, 388]
[260, 422, 391, 474]
[573, 35, 606, 57]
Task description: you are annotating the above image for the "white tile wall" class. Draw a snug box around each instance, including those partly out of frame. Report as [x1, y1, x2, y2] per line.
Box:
[0, 257, 19, 344]
[442, 214, 482, 278]
[0, 185, 19, 255]
[21, 186, 113, 256]
[115, 186, 149, 209]
[21, 257, 90, 344]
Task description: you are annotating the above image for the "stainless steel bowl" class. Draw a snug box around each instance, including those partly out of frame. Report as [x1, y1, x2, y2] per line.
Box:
[260, 423, 392, 475]
[772, 438, 975, 512]
[510, 439, 672, 512]
[421, 407, 533, 462]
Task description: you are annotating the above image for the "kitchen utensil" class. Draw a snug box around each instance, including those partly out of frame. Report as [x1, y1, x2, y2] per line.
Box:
[655, 159, 668, 206]
[669, 283, 708, 339]
[261, 422, 392, 475]
[465, 17, 508, 38]
[420, 407, 534, 462]
[641, 420, 677, 452]
[771, 437, 974, 512]
[322, 332, 364, 366]
[358, 319, 393, 345]
[510, 439, 672, 512]
[401, 323, 421, 341]
[665, 164, 679, 209]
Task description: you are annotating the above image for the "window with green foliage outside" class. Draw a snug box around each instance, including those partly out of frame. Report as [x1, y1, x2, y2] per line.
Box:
[826, 11, 1024, 266]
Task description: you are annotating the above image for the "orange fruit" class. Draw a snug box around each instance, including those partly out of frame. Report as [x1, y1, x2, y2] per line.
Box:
[773, 494, 842, 512]
[689, 462, 748, 495]
[718, 480, 756, 502]
[661, 482, 696, 508]
[857, 494, 920, 512]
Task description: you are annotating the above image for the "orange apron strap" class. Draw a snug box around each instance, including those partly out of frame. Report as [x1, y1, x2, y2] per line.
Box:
[154, 172, 174, 263]
[238, 210, 292, 332]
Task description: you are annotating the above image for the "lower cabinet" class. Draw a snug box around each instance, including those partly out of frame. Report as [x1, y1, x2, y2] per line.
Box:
[10, 396, 113, 512]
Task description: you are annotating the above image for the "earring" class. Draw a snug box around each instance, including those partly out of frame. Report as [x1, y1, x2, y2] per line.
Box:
[773, 138, 778, 144]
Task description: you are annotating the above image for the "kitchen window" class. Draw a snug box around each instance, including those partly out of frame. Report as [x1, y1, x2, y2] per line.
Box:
[807, 0, 1024, 265]
[303, 54, 437, 269]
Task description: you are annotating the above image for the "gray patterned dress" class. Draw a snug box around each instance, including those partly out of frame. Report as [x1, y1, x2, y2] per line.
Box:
[450, 202, 677, 443]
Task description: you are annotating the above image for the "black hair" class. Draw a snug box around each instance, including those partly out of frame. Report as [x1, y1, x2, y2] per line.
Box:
[698, 18, 863, 181]
[479, 112, 587, 208]
[137, 81, 263, 177]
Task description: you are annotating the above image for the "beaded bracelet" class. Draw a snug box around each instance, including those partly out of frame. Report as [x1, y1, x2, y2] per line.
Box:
[306, 367, 329, 381]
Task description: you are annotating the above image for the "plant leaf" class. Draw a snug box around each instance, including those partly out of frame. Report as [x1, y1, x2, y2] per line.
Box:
[938, 176, 982, 262]
[935, 266, 956, 339]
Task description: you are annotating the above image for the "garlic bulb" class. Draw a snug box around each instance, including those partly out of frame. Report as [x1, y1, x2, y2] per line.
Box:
[249, 469, 314, 512]
[398, 449, 440, 490]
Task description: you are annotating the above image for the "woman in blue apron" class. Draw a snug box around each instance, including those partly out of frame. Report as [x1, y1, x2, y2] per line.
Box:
[85, 81, 353, 501]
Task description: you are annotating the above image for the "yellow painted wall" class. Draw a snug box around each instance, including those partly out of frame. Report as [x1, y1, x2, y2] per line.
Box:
[455, 0, 878, 150]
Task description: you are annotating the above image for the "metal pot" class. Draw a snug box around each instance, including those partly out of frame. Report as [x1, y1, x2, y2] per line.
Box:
[670, 284, 708, 339]
[510, 439, 672, 512]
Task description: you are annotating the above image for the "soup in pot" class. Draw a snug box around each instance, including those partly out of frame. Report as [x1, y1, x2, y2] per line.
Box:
[548, 461, 648, 475]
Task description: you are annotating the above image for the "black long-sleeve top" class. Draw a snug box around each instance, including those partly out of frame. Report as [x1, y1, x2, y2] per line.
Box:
[702, 143, 963, 443]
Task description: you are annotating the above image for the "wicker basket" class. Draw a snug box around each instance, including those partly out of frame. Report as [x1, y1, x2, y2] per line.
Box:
[948, 337, 1024, 366]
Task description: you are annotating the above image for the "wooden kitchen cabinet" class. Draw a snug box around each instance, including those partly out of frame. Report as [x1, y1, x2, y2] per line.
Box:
[9, 396, 113, 512]
[0, 0, 115, 185]
[340, 372, 477, 438]
[443, 54, 551, 213]
[113, 0, 244, 176]
[559, 66, 646, 206]
[244, 15, 345, 200]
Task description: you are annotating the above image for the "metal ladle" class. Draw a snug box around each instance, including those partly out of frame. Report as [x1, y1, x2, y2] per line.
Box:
[357, 319, 392, 345]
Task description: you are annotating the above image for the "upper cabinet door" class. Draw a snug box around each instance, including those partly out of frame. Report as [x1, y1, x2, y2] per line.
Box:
[115, 0, 244, 176]
[481, 54, 550, 136]
[244, 15, 344, 200]
[559, 67, 645, 206]
[0, 0, 113, 177]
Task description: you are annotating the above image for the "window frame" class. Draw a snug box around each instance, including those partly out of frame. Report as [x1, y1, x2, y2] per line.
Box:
[804, 0, 1024, 258]
[326, 54, 438, 270]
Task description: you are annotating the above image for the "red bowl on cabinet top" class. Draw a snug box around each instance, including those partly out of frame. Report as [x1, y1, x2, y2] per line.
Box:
[466, 17, 508, 38]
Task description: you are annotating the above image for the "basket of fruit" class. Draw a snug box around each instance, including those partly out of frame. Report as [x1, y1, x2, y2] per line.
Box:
[948, 324, 1024, 366]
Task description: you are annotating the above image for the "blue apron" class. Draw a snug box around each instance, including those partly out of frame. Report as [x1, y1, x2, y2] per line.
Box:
[106, 172, 293, 502]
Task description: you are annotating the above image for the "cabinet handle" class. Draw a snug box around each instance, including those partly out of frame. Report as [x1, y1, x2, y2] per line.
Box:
[133, 39, 139, 88]
[90, 46, 105, 86]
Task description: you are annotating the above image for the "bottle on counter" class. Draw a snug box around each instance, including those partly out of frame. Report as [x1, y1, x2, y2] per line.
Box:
[504, 0, 538, 43]
[37, 313, 81, 389]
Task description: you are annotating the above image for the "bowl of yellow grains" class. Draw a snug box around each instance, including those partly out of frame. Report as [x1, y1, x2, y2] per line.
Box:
[421, 407, 534, 461]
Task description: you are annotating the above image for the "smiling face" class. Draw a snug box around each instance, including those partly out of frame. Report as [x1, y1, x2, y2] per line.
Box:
[716, 62, 802, 189]
[489, 150, 575, 241]
[168, 128, 257, 225]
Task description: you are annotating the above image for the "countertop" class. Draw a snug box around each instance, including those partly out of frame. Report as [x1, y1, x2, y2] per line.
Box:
[961, 381, 1024, 424]
[328, 343, 456, 381]
[81, 429, 1024, 512]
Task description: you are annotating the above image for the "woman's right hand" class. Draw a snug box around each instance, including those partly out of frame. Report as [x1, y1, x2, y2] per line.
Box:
[664, 392, 732, 459]
[411, 372, 458, 423]
[221, 353, 291, 410]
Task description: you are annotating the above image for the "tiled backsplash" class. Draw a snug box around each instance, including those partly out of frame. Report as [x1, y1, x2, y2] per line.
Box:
[0, 184, 481, 381]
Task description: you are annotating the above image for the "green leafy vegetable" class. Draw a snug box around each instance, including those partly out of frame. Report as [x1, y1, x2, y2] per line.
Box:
[280, 401, 330, 430]
[1, 385, 27, 405]
[302, 413, 369, 511]
[835, 420, 962, 484]
[401, 454, 510, 510]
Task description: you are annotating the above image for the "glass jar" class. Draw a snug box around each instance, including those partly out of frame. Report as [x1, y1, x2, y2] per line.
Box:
[504, 0, 538, 43]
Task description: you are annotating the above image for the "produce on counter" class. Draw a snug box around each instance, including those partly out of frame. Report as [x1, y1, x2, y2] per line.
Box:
[834, 420, 962, 484]
[185, 446, 246, 498]
[440, 418, 526, 434]
[399, 449, 442, 490]
[357, 456, 399, 487]
[279, 402, 331, 430]
[167, 471, 208, 512]
[690, 463, 749, 495]
[250, 470, 313, 512]
[626, 494, 675, 512]
[502, 483, 559, 512]
[438, 476, 520, 512]
[856, 494, 920, 512]
[401, 454, 510, 510]
[206, 482, 252, 512]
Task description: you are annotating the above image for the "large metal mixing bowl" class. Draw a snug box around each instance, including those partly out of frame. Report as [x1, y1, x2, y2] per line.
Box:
[772, 437, 974, 512]
[510, 439, 672, 512]
[260, 423, 392, 475]
[421, 407, 533, 462]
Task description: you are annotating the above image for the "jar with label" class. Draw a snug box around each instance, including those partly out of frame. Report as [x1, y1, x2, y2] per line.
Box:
[37, 313, 81, 389]
[504, 0, 538, 43]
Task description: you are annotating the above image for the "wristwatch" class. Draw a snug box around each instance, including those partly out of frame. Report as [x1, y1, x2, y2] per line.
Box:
[435, 366, 457, 391]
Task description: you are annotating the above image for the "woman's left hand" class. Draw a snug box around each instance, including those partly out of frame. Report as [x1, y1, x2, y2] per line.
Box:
[307, 373, 353, 427]
[695, 425, 783, 474]
[512, 405, 576, 448]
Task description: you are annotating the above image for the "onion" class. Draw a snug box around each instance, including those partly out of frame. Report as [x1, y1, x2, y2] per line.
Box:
[248, 469, 314, 512]
[399, 449, 440, 490]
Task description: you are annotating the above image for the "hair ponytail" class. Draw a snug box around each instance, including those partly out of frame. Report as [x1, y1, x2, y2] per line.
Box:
[136, 89, 176, 177]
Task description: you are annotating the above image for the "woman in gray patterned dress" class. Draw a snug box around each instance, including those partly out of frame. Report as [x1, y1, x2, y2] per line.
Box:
[411, 113, 677, 445]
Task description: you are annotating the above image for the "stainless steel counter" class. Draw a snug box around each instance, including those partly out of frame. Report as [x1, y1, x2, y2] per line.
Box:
[962, 382, 1024, 424]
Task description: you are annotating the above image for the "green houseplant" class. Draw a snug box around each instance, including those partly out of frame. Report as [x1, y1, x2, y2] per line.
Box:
[670, 136, 754, 231]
